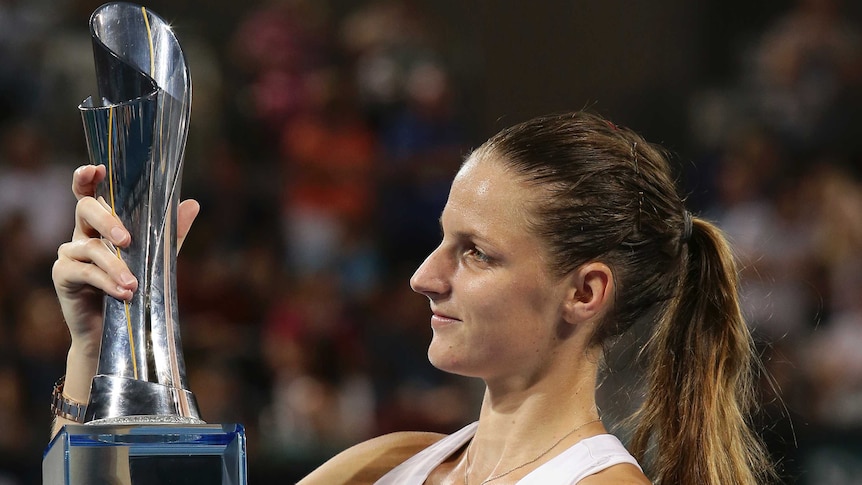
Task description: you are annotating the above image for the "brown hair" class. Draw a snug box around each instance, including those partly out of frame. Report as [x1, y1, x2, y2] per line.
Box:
[475, 111, 775, 484]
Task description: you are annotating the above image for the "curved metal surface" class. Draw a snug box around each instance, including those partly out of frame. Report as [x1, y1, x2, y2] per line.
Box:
[79, 2, 200, 424]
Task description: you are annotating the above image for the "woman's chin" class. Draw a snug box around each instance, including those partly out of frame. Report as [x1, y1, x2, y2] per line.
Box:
[427, 341, 477, 377]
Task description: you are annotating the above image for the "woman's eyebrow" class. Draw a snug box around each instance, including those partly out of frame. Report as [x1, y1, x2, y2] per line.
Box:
[439, 212, 495, 245]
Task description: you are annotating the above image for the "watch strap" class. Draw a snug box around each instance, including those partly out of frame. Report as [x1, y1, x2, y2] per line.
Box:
[51, 375, 87, 423]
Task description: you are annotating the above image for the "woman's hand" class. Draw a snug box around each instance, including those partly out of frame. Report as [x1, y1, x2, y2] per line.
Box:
[53, 165, 200, 354]
[53, 165, 134, 357]
[50, 164, 199, 426]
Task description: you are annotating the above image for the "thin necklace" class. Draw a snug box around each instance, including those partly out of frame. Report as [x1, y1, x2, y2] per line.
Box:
[463, 417, 601, 485]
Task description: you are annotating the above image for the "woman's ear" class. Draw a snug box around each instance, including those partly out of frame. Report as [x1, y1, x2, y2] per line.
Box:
[562, 262, 614, 325]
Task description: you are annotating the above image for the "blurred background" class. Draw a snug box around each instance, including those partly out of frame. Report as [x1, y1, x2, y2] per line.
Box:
[1, 0, 861, 483]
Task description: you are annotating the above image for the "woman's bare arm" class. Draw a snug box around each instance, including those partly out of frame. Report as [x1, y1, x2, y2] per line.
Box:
[297, 431, 444, 485]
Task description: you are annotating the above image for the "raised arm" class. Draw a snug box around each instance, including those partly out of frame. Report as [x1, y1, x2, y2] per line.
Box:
[50, 165, 199, 436]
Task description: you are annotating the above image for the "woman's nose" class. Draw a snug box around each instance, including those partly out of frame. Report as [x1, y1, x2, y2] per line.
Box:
[410, 245, 450, 298]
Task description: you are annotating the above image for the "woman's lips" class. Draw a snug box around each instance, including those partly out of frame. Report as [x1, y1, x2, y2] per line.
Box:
[430, 312, 460, 328]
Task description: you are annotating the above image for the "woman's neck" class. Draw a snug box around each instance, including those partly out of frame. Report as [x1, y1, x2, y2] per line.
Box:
[468, 352, 604, 477]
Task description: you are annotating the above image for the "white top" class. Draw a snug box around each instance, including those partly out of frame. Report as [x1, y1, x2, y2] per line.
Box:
[375, 421, 643, 484]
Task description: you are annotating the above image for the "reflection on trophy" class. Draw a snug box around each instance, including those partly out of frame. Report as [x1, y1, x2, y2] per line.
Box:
[43, 3, 246, 483]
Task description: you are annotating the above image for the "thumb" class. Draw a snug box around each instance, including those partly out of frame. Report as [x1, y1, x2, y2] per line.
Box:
[177, 199, 200, 252]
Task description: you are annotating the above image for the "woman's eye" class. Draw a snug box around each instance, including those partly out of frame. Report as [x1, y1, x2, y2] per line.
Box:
[465, 247, 491, 263]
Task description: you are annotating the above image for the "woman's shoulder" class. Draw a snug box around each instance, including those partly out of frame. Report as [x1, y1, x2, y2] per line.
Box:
[577, 463, 652, 485]
[296, 431, 447, 485]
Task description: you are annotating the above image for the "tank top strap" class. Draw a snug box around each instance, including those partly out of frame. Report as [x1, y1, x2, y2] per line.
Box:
[517, 433, 642, 484]
[374, 421, 479, 485]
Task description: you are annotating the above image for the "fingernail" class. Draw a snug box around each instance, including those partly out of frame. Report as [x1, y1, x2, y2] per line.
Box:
[116, 287, 132, 300]
[111, 226, 128, 244]
[119, 271, 136, 286]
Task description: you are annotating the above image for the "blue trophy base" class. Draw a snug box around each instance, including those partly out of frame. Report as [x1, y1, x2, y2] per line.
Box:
[42, 423, 246, 485]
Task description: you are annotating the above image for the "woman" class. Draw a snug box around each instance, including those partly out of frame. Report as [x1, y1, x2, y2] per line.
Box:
[52, 112, 774, 484]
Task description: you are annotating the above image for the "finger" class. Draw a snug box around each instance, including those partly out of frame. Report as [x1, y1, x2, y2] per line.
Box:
[96, 196, 111, 211]
[54, 258, 135, 301]
[72, 165, 106, 200]
[72, 197, 130, 247]
[177, 199, 200, 252]
[58, 238, 138, 289]
[55, 241, 138, 300]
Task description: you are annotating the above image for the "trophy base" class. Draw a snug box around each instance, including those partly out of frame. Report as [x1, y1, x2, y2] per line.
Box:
[42, 423, 246, 485]
[85, 374, 203, 423]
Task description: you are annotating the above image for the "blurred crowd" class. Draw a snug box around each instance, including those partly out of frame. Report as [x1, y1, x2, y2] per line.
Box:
[0, 0, 860, 483]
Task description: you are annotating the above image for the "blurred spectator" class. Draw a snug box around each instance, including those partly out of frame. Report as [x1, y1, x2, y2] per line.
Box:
[278, 69, 378, 277]
[0, 363, 29, 484]
[341, 1, 464, 267]
[258, 272, 375, 458]
[747, 0, 862, 156]
[806, 279, 862, 426]
[804, 165, 862, 426]
[376, 59, 465, 266]
[341, 0, 436, 128]
[0, 120, 75, 256]
[809, 163, 862, 313]
[707, 128, 817, 342]
[0, 0, 59, 125]
[229, 0, 331, 141]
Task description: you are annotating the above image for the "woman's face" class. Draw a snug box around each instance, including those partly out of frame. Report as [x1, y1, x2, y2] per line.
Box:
[410, 154, 573, 381]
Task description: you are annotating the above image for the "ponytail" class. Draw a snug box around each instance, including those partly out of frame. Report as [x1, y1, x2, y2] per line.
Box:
[628, 217, 775, 484]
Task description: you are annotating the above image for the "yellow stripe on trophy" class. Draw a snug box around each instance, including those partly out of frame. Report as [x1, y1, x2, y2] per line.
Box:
[107, 107, 139, 380]
[142, 7, 155, 77]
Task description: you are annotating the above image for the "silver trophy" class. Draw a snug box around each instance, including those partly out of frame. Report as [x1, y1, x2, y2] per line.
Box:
[44, 4, 246, 484]
[79, 2, 201, 425]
